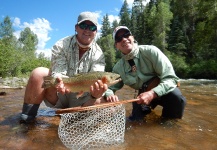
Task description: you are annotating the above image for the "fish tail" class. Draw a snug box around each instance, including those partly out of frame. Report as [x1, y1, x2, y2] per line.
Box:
[42, 76, 56, 89]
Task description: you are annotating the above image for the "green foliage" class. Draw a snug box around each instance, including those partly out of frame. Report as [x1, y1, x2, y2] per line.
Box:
[0, 16, 50, 77]
[189, 59, 217, 79]
[0, 40, 17, 77]
[111, 20, 119, 31]
[152, 1, 173, 52]
[168, 16, 187, 56]
[1, 0, 216, 79]
[131, 0, 145, 41]
[0, 16, 14, 39]
[98, 0, 217, 79]
[101, 14, 112, 37]
[119, 0, 131, 27]
[165, 51, 190, 78]
[193, 0, 217, 61]
[20, 54, 50, 75]
[97, 35, 116, 72]
[19, 27, 38, 52]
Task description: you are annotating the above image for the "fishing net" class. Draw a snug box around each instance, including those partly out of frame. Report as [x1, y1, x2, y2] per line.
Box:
[58, 104, 126, 149]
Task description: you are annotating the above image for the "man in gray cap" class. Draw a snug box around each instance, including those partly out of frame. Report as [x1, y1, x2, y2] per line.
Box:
[20, 11, 114, 123]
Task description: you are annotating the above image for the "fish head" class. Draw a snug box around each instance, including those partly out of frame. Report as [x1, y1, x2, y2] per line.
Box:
[101, 72, 121, 86]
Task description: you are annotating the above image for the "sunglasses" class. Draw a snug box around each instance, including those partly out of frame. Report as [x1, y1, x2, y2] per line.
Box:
[115, 32, 131, 43]
[78, 23, 97, 31]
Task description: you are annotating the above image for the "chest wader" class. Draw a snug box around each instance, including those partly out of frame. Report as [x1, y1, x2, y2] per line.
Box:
[20, 103, 40, 123]
[130, 77, 160, 121]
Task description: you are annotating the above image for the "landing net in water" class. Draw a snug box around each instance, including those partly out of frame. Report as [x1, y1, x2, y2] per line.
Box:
[58, 104, 125, 149]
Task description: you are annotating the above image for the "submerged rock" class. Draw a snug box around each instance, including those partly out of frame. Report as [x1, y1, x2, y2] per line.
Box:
[0, 91, 7, 96]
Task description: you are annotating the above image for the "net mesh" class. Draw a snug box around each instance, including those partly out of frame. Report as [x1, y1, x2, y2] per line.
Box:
[58, 104, 126, 149]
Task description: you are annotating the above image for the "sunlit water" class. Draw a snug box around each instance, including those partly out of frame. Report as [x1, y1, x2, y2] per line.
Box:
[0, 79, 217, 150]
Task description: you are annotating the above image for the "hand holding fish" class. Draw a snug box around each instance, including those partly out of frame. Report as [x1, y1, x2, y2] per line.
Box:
[55, 77, 71, 94]
[90, 80, 108, 99]
[106, 95, 119, 102]
[42, 72, 122, 99]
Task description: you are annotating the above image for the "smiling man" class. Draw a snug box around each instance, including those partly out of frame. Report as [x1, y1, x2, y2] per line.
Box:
[20, 11, 114, 123]
[106, 26, 186, 121]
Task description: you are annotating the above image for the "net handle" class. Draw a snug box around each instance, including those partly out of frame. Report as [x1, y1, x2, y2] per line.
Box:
[55, 98, 139, 114]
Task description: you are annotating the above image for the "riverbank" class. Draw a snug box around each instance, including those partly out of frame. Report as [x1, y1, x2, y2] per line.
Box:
[0, 77, 28, 89]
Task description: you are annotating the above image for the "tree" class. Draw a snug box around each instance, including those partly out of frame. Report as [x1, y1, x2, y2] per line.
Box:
[97, 35, 116, 72]
[111, 20, 119, 33]
[131, 0, 146, 43]
[143, 1, 156, 44]
[0, 16, 50, 77]
[19, 27, 38, 53]
[193, 0, 217, 61]
[0, 16, 14, 39]
[168, 16, 187, 56]
[152, 0, 173, 52]
[0, 16, 21, 77]
[170, 0, 198, 60]
[101, 14, 112, 37]
[119, 0, 131, 28]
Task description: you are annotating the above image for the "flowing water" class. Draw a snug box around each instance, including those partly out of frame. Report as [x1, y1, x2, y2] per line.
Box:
[0, 79, 217, 150]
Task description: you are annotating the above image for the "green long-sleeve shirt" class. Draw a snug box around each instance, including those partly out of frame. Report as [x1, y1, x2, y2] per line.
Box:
[106, 44, 179, 97]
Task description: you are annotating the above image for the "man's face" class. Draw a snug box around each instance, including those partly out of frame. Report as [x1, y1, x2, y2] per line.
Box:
[76, 20, 97, 45]
[115, 29, 134, 55]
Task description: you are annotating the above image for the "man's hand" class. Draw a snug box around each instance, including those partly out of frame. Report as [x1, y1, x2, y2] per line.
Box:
[90, 80, 107, 99]
[55, 77, 70, 94]
[137, 90, 158, 105]
[106, 95, 119, 102]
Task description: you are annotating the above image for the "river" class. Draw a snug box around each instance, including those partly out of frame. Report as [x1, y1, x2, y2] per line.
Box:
[0, 79, 217, 150]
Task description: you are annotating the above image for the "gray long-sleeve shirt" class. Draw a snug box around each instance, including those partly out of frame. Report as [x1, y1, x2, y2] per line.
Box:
[51, 35, 105, 77]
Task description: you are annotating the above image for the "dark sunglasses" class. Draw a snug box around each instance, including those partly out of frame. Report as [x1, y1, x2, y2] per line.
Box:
[115, 32, 131, 43]
[78, 23, 97, 31]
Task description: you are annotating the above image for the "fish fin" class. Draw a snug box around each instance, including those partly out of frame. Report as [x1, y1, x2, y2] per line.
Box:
[42, 76, 56, 89]
[101, 76, 108, 84]
[76, 91, 84, 99]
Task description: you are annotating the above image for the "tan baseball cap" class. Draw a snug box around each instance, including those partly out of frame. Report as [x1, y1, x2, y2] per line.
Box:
[113, 26, 131, 39]
[77, 11, 98, 26]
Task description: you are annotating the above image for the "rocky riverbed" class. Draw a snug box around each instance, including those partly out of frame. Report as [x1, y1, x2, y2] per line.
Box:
[0, 77, 28, 96]
[0, 77, 28, 89]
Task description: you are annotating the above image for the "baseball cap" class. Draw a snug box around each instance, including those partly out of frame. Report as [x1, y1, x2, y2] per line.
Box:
[77, 11, 98, 26]
[113, 26, 131, 40]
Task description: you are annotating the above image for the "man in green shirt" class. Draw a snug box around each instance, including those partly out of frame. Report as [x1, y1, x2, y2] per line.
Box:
[106, 26, 186, 121]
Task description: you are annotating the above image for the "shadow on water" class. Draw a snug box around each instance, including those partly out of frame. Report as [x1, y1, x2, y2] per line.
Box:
[0, 79, 217, 150]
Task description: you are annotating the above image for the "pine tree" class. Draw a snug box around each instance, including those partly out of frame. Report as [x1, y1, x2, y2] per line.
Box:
[119, 0, 131, 28]
[0, 16, 14, 39]
[131, 0, 145, 43]
[101, 14, 112, 37]
[152, 0, 173, 52]
[193, 0, 217, 60]
[97, 35, 116, 72]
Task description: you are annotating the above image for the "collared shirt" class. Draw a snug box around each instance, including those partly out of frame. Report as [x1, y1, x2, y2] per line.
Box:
[51, 35, 105, 77]
[106, 43, 180, 97]
[47, 35, 107, 107]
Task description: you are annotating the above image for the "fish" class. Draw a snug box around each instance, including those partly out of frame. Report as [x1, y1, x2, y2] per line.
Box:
[42, 71, 121, 98]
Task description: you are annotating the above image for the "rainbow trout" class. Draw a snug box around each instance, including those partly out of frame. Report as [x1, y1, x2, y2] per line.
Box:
[42, 72, 121, 97]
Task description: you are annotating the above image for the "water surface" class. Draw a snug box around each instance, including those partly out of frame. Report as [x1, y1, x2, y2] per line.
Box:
[0, 79, 217, 150]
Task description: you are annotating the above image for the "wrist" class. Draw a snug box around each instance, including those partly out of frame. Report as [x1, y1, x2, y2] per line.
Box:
[90, 94, 97, 100]
[149, 90, 158, 99]
[90, 94, 97, 99]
